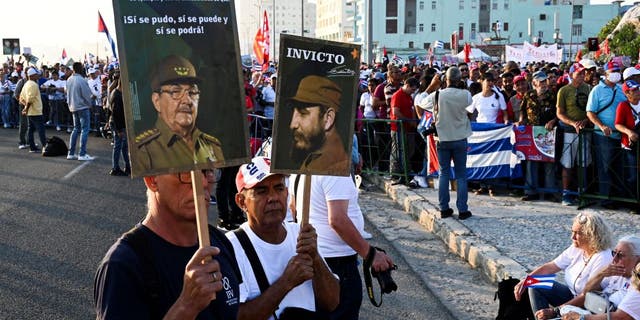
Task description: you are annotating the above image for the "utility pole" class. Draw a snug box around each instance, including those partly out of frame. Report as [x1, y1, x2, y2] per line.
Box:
[367, 0, 373, 64]
[301, 0, 304, 36]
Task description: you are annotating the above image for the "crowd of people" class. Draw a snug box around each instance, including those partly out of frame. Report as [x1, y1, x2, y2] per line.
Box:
[0, 58, 129, 175]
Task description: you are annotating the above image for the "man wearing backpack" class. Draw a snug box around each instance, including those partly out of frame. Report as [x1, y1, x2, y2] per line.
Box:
[227, 156, 339, 320]
[94, 170, 241, 319]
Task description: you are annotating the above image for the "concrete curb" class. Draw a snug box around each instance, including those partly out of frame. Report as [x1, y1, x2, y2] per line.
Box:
[367, 174, 528, 284]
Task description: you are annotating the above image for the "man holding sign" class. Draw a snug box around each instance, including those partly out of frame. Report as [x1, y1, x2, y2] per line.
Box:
[94, 170, 241, 319]
[133, 55, 224, 172]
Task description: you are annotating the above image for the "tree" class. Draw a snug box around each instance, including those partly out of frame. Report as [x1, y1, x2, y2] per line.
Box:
[597, 15, 640, 62]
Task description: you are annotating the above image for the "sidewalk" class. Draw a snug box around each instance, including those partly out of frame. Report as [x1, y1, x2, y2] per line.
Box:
[365, 174, 640, 284]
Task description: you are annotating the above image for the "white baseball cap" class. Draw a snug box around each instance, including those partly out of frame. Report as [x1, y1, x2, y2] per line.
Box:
[623, 67, 640, 80]
[26, 68, 39, 76]
[578, 59, 597, 70]
[235, 156, 283, 191]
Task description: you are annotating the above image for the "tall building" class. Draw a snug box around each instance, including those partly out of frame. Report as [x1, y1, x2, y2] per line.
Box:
[368, 0, 619, 62]
[316, 0, 355, 42]
[235, 0, 316, 58]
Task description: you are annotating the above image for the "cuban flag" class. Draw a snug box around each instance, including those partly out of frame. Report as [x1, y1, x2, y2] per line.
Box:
[432, 40, 444, 49]
[523, 274, 555, 289]
[431, 123, 522, 179]
[464, 122, 521, 180]
[98, 11, 118, 60]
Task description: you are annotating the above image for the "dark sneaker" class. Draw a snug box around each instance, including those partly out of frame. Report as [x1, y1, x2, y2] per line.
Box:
[458, 211, 473, 220]
[521, 194, 540, 201]
[124, 168, 131, 176]
[29, 148, 41, 153]
[440, 208, 453, 218]
[109, 168, 127, 176]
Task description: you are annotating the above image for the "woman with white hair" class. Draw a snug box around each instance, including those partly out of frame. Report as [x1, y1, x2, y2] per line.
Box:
[513, 211, 614, 319]
[548, 235, 640, 319]
[562, 260, 640, 320]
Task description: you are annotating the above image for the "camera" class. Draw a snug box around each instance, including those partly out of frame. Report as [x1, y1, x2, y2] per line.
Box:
[372, 264, 398, 294]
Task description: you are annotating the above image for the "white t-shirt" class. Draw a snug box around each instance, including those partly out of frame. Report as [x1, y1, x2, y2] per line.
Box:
[617, 286, 640, 320]
[552, 246, 613, 296]
[226, 222, 316, 318]
[414, 91, 430, 111]
[360, 92, 375, 119]
[87, 77, 102, 106]
[290, 175, 364, 258]
[467, 92, 506, 123]
[601, 275, 631, 307]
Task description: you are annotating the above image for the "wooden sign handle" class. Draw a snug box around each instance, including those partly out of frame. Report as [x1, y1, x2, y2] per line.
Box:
[301, 174, 312, 227]
[191, 170, 211, 252]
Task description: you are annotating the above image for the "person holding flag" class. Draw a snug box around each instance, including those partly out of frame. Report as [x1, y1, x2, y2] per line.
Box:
[513, 211, 614, 319]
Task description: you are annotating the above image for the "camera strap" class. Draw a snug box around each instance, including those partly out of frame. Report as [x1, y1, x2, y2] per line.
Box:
[363, 246, 384, 307]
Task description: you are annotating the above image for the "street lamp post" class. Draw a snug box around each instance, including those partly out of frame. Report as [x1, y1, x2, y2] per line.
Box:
[301, 0, 304, 36]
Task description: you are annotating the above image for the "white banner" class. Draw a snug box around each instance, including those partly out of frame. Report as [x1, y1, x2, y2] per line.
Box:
[505, 42, 562, 64]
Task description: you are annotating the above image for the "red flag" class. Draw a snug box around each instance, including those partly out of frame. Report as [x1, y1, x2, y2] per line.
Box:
[463, 43, 471, 63]
[575, 49, 582, 63]
[253, 29, 265, 65]
[261, 11, 270, 71]
[62, 48, 67, 59]
[595, 49, 601, 59]
[383, 46, 387, 57]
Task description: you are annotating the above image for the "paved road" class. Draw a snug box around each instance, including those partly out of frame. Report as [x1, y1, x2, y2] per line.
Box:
[0, 127, 472, 319]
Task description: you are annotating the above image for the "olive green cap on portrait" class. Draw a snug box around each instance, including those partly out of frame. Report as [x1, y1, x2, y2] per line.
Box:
[288, 75, 342, 112]
[150, 55, 202, 91]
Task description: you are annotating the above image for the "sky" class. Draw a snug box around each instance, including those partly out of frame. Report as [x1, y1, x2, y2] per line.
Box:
[1, 0, 635, 66]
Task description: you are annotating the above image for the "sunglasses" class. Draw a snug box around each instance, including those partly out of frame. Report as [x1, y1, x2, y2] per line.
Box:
[611, 250, 627, 259]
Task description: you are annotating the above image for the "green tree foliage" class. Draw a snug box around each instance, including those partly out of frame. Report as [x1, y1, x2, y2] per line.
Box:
[597, 15, 640, 61]
[598, 16, 621, 41]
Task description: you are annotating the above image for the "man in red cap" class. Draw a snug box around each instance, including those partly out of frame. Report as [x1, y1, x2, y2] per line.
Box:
[229, 156, 339, 319]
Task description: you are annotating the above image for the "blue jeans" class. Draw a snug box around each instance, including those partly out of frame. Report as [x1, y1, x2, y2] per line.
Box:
[437, 139, 469, 212]
[325, 255, 362, 320]
[528, 281, 573, 313]
[69, 109, 91, 156]
[112, 129, 130, 170]
[592, 134, 622, 198]
[1, 94, 11, 127]
[524, 161, 556, 195]
[27, 115, 46, 150]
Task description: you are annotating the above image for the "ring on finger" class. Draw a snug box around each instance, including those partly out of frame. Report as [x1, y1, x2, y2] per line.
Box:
[212, 272, 217, 282]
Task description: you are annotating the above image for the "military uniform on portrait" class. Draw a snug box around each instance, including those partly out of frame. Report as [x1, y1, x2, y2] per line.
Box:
[134, 118, 224, 171]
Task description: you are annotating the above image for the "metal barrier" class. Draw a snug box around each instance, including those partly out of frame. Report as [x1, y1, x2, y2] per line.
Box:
[359, 118, 423, 183]
[576, 128, 639, 207]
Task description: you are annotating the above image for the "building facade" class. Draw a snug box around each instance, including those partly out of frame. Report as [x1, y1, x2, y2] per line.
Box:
[235, 0, 316, 58]
[368, 0, 619, 62]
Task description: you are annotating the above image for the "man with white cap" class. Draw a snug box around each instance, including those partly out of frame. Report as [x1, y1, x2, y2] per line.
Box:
[623, 65, 640, 83]
[19, 67, 47, 153]
[586, 60, 627, 209]
[579, 58, 599, 86]
[229, 156, 339, 319]
[87, 67, 103, 134]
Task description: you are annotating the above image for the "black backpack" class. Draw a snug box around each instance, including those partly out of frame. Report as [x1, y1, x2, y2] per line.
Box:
[495, 277, 535, 320]
[42, 136, 68, 157]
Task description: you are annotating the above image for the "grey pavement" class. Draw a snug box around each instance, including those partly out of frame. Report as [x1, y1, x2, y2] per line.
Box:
[359, 174, 640, 318]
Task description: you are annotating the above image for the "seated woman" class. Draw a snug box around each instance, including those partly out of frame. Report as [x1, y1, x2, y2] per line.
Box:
[513, 211, 613, 318]
[563, 260, 640, 320]
[548, 235, 640, 318]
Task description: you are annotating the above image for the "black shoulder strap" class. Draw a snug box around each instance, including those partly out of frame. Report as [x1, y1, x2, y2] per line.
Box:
[209, 224, 242, 284]
[121, 226, 164, 319]
[596, 88, 617, 115]
[233, 228, 270, 293]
